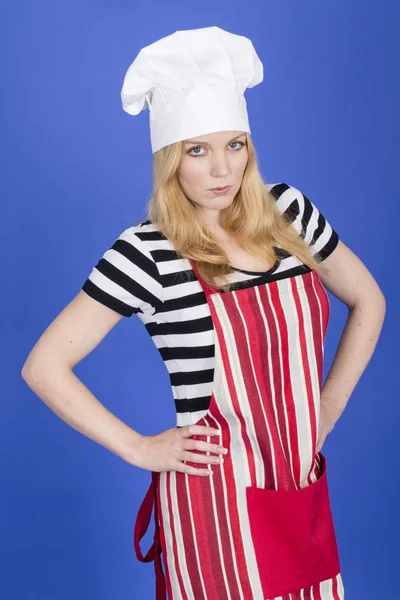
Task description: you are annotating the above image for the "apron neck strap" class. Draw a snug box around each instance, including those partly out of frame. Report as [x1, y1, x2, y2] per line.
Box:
[188, 259, 219, 299]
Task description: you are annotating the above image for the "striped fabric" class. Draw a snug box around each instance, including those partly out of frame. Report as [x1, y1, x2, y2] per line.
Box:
[81, 182, 339, 426]
[154, 268, 345, 599]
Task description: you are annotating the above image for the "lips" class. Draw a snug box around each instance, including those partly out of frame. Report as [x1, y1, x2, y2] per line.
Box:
[210, 186, 230, 191]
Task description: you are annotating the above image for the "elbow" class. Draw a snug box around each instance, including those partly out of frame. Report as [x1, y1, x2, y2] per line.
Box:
[374, 288, 386, 314]
[21, 357, 48, 384]
[21, 355, 71, 384]
[350, 288, 386, 322]
[21, 362, 36, 384]
[21, 358, 31, 381]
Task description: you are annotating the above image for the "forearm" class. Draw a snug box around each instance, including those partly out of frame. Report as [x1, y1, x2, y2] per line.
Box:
[22, 364, 144, 466]
[321, 292, 386, 423]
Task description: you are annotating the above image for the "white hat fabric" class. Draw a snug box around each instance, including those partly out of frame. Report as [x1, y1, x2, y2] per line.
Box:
[120, 26, 264, 153]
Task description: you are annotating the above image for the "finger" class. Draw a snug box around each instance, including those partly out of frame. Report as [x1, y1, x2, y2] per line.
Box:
[178, 425, 219, 438]
[183, 439, 221, 455]
[182, 451, 222, 465]
[177, 464, 214, 477]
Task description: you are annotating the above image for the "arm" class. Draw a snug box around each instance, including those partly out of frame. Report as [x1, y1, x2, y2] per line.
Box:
[21, 290, 145, 466]
[318, 239, 386, 424]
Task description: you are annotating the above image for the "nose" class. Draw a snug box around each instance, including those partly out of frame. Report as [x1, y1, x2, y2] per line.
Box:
[210, 150, 231, 179]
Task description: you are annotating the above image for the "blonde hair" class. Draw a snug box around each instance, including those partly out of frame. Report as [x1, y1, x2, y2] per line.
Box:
[135, 132, 329, 292]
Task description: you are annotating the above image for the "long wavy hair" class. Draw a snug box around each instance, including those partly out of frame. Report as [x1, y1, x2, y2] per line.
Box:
[135, 132, 329, 292]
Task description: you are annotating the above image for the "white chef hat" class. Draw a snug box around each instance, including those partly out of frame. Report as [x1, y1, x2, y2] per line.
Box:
[120, 26, 264, 154]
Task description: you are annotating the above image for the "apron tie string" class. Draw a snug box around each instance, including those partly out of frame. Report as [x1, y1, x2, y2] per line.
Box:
[133, 471, 166, 599]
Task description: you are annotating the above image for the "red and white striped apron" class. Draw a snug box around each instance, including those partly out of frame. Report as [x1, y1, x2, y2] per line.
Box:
[134, 264, 345, 599]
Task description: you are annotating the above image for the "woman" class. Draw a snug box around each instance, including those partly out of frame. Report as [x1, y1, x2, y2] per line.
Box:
[22, 27, 385, 600]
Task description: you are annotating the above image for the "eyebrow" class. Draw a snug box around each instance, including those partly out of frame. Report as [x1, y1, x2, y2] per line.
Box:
[184, 133, 246, 146]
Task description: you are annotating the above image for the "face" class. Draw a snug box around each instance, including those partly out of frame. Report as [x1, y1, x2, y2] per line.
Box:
[177, 130, 249, 229]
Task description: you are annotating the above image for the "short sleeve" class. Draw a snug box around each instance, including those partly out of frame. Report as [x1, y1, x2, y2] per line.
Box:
[269, 182, 340, 262]
[81, 226, 164, 317]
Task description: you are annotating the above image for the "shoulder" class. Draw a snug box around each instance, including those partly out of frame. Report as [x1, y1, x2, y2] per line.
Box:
[81, 219, 164, 318]
[107, 220, 162, 272]
[266, 181, 340, 260]
[266, 181, 311, 219]
[112, 220, 153, 251]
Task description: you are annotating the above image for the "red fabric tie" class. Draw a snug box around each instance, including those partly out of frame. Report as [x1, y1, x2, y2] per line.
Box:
[133, 471, 166, 599]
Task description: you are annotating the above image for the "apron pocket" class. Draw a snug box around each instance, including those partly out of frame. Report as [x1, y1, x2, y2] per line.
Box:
[245, 452, 341, 598]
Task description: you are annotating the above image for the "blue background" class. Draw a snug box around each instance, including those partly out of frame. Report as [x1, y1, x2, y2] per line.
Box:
[2, 1, 398, 598]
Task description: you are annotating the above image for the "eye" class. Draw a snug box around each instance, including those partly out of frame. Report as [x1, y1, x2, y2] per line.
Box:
[187, 141, 245, 157]
[187, 145, 204, 156]
[229, 141, 244, 150]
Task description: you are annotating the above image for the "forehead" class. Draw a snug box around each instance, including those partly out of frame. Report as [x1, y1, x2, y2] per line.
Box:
[184, 131, 246, 145]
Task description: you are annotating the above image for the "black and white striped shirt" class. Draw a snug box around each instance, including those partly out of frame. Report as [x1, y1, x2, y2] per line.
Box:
[82, 182, 339, 426]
